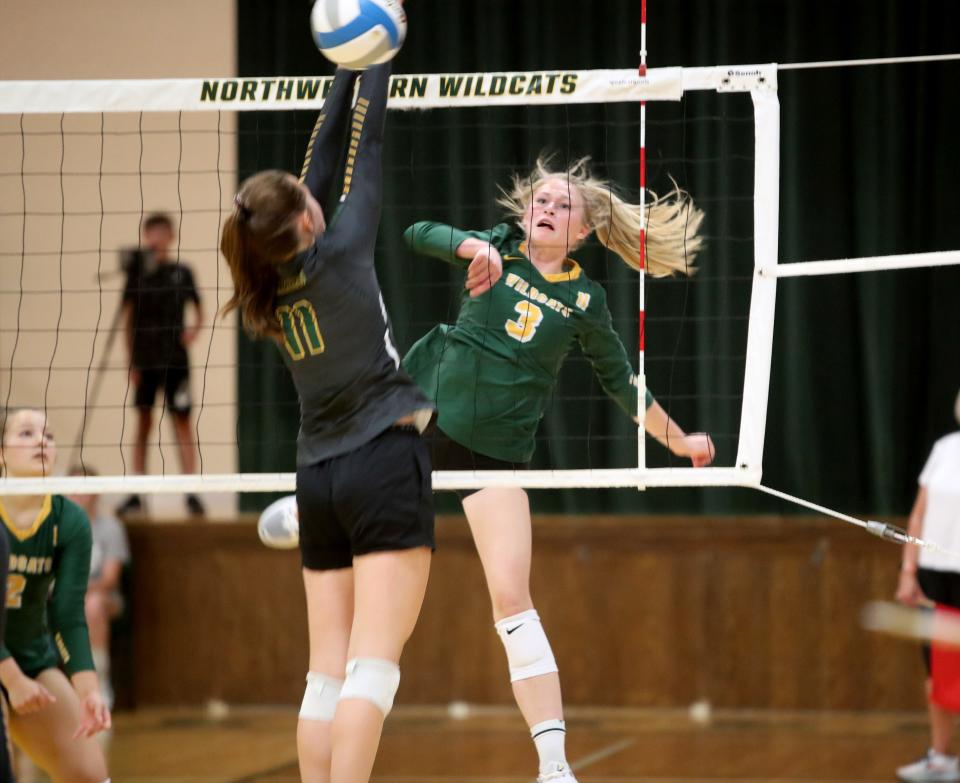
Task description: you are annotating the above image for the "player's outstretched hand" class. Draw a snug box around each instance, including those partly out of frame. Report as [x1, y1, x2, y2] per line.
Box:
[9, 676, 56, 715]
[465, 246, 503, 297]
[681, 433, 715, 467]
[74, 690, 112, 739]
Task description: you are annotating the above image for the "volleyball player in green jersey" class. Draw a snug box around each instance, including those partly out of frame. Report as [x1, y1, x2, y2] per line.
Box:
[0, 512, 12, 782]
[0, 408, 110, 783]
[404, 158, 715, 783]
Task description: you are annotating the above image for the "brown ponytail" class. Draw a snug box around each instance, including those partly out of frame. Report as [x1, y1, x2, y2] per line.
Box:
[220, 170, 307, 339]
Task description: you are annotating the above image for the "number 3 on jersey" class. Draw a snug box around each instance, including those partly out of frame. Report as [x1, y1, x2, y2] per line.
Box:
[277, 300, 325, 361]
[505, 300, 544, 343]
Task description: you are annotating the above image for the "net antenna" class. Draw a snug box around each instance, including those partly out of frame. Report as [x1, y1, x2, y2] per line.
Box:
[636, 0, 648, 482]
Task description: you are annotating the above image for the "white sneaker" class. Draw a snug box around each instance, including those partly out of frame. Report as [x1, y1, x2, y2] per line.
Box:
[897, 750, 960, 782]
[257, 495, 300, 549]
[537, 763, 578, 783]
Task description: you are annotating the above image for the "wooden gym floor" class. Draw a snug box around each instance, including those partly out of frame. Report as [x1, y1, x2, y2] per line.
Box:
[90, 705, 929, 782]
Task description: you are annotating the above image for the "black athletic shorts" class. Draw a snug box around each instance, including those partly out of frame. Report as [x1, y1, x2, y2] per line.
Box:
[425, 423, 529, 499]
[134, 360, 191, 414]
[297, 426, 435, 571]
[917, 568, 960, 674]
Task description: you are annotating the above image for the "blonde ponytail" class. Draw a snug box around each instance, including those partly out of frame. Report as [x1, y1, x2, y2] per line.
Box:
[497, 156, 704, 277]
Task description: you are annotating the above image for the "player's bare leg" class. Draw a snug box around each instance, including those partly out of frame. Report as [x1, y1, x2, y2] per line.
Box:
[463, 487, 572, 781]
[463, 487, 563, 723]
[331, 547, 430, 783]
[171, 412, 196, 476]
[171, 412, 205, 515]
[299, 567, 354, 783]
[8, 668, 108, 783]
[85, 589, 118, 709]
[117, 407, 152, 515]
[928, 678, 956, 755]
[132, 407, 152, 476]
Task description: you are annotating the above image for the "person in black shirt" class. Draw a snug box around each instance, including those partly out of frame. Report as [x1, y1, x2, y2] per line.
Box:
[117, 213, 206, 517]
[220, 59, 434, 783]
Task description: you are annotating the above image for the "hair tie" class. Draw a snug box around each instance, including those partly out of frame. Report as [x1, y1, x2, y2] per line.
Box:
[234, 194, 252, 219]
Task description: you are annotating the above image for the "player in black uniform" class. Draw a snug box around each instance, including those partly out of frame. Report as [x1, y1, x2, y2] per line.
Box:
[220, 59, 433, 783]
[118, 212, 206, 517]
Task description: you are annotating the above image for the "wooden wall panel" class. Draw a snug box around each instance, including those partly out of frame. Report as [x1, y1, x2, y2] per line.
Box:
[123, 515, 925, 710]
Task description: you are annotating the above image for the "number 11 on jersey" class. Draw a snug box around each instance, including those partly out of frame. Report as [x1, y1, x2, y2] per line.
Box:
[277, 300, 325, 361]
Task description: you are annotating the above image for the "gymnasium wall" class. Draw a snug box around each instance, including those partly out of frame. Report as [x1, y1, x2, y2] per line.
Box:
[124, 515, 924, 711]
[0, 1, 239, 518]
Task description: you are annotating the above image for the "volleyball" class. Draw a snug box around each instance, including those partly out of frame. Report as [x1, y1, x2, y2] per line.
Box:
[310, 0, 406, 70]
[257, 495, 300, 550]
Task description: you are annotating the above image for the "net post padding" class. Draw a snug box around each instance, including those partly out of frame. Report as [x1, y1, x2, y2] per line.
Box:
[735, 74, 779, 476]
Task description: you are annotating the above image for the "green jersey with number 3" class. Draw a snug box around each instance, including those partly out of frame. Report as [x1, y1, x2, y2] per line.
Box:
[0, 495, 94, 676]
[403, 221, 653, 463]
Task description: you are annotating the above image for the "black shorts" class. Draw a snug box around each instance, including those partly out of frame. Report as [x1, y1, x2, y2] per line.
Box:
[916, 568, 960, 673]
[134, 361, 191, 414]
[425, 424, 528, 499]
[297, 426, 435, 571]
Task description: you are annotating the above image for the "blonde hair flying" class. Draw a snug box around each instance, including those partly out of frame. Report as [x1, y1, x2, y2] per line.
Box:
[497, 156, 704, 277]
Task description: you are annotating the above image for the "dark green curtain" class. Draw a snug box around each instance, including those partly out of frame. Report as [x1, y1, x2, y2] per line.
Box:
[235, 0, 960, 515]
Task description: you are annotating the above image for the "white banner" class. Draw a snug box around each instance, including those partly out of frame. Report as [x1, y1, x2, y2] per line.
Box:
[0, 68, 684, 114]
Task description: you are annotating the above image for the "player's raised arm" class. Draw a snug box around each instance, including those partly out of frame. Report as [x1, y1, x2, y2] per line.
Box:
[300, 68, 360, 212]
[576, 285, 652, 416]
[403, 222, 512, 266]
[326, 62, 391, 259]
[575, 287, 714, 466]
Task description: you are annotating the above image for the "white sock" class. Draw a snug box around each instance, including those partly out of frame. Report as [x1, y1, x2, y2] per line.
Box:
[531, 718, 567, 773]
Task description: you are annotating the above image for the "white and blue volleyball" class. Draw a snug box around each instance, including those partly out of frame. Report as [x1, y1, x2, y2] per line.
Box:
[311, 0, 406, 70]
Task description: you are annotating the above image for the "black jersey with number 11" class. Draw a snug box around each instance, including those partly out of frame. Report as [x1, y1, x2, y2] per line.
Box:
[274, 64, 432, 466]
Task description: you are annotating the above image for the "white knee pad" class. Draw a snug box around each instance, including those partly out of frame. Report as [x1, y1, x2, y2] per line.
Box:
[495, 609, 558, 682]
[299, 671, 343, 721]
[339, 657, 401, 716]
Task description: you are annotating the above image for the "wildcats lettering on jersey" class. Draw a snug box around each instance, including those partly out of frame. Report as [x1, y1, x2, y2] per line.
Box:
[277, 270, 307, 295]
[8, 555, 53, 575]
[504, 273, 572, 318]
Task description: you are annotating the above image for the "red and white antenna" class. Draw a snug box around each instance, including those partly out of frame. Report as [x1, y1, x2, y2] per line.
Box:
[637, 0, 648, 476]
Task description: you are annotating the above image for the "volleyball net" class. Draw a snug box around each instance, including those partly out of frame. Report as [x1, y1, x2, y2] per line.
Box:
[0, 62, 955, 505]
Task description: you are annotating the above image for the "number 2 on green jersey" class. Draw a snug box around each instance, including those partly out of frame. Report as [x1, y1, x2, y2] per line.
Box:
[5, 574, 26, 609]
[505, 300, 544, 343]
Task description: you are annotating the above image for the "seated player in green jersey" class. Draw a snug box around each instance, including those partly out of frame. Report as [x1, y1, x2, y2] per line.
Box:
[0, 509, 13, 782]
[401, 157, 715, 783]
[0, 408, 111, 783]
